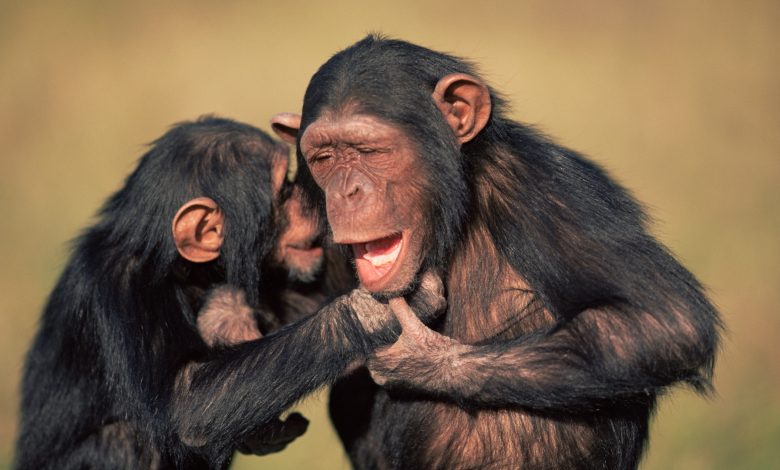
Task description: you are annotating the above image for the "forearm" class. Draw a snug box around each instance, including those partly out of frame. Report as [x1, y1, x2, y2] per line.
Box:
[173, 292, 397, 458]
[435, 335, 655, 410]
[375, 305, 715, 412]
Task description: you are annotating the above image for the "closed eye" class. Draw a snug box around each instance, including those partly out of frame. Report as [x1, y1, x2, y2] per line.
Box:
[308, 154, 333, 164]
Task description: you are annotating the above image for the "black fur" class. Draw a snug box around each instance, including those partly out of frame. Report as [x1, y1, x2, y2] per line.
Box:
[298, 35, 722, 469]
[15, 117, 385, 469]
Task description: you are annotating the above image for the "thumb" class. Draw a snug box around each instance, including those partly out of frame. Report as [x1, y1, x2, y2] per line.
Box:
[280, 412, 309, 438]
[388, 297, 426, 335]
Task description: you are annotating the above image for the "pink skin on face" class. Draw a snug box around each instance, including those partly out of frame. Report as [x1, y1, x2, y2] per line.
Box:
[301, 114, 427, 294]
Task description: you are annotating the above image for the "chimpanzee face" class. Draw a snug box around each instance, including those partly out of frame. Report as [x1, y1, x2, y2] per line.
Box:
[300, 112, 429, 294]
[274, 183, 324, 283]
[273, 72, 490, 294]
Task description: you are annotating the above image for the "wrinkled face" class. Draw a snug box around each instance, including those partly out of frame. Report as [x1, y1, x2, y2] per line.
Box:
[300, 112, 428, 294]
[272, 152, 324, 282]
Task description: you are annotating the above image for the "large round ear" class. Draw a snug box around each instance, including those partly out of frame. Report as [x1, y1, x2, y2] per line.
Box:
[172, 197, 224, 263]
[432, 73, 492, 144]
[270, 113, 301, 146]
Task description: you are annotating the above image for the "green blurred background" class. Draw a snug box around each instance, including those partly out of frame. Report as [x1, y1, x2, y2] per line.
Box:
[1, 0, 778, 468]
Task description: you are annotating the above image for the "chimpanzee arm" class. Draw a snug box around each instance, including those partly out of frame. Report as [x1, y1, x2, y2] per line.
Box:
[369, 293, 719, 411]
[193, 285, 313, 457]
[173, 274, 444, 464]
[172, 290, 383, 460]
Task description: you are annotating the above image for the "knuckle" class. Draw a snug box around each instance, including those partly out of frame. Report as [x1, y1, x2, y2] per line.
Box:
[370, 371, 386, 386]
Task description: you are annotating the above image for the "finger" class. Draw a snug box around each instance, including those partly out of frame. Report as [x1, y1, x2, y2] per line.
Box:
[389, 297, 426, 334]
[236, 414, 306, 455]
[368, 345, 392, 365]
[281, 412, 310, 438]
[368, 366, 388, 386]
[366, 353, 391, 386]
[410, 271, 446, 318]
[242, 443, 288, 455]
[262, 414, 307, 443]
[419, 270, 444, 296]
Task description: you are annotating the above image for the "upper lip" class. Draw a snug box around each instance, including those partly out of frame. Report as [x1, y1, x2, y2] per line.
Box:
[336, 232, 401, 245]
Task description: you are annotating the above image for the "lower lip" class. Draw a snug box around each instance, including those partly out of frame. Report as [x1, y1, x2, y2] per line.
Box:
[351, 234, 403, 289]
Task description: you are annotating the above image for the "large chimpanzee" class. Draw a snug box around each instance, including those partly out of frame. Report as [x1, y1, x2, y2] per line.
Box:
[16, 116, 444, 469]
[271, 35, 722, 469]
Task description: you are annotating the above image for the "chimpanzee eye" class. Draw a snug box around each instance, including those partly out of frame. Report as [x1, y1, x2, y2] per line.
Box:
[309, 154, 332, 164]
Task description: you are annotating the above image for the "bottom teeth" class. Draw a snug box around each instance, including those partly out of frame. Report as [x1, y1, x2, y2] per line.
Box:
[362, 237, 402, 268]
[364, 250, 396, 267]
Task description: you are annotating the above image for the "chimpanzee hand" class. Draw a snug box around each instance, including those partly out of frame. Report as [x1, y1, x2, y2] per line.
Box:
[237, 412, 309, 456]
[349, 270, 446, 336]
[367, 298, 475, 397]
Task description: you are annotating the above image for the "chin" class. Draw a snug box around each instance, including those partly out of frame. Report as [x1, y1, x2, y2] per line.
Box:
[363, 267, 417, 297]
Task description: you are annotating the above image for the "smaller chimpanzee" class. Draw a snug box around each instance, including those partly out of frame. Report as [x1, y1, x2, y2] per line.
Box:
[14, 116, 378, 469]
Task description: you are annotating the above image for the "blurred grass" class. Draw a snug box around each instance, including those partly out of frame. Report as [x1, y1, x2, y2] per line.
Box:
[1, 0, 778, 468]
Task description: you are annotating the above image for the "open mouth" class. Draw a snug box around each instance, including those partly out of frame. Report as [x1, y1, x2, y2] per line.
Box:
[351, 233, 403, 287]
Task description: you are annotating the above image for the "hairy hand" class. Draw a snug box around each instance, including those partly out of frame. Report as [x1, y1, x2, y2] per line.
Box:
[349, 270, 447, 336]
[237, 412, 309, 456]
[367, 298, 472, 395]
[346, 288, 390, 335]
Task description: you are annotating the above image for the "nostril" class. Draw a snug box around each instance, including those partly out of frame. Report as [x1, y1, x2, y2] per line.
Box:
[346, 184, 360, 198]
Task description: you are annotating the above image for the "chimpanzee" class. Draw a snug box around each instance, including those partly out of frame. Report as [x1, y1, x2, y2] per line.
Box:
[270, 35, 722, 470]
[16, 116, 444, 469]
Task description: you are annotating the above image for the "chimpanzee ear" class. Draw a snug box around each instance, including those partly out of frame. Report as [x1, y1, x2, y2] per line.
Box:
[172, 197, 224, 263]
[432, 73, 492, 144]
[270, 113, 301, 145]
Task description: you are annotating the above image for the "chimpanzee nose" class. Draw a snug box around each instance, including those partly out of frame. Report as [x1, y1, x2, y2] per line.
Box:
[343, 181, 361, 199]
[328, 169, 372, 212]
[334, 181, 364, 208]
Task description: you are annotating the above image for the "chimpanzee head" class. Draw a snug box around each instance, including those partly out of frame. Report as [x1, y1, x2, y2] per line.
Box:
[101, 116, 324, 306]
[272, 35, 493, 296]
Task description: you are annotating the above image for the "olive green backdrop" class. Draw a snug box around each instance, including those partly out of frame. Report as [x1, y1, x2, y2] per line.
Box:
[1, 1, 778, 468]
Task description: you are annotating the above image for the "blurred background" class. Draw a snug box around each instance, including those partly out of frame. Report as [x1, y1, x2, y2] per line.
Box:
[1, 0, 777, 468]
